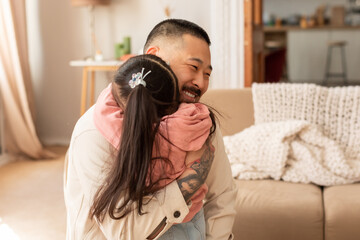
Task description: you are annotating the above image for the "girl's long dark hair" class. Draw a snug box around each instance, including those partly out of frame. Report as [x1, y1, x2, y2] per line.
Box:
[90, 54, 217, 222]
[90, 55, 180, 221]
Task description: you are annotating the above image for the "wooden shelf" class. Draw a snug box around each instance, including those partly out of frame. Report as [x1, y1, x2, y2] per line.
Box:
[264, 25, 360, 32]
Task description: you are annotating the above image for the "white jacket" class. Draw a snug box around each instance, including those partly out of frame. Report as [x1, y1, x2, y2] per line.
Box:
[64, 106, 236, 239]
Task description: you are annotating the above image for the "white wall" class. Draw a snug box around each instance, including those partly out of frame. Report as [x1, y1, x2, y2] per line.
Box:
[26, 0, 213, 145]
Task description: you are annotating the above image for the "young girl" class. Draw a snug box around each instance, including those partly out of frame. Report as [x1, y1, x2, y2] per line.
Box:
[90, 54, 216, 238]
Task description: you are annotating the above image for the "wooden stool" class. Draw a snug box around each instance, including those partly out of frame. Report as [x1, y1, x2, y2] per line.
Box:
[322, 41, 348, 86]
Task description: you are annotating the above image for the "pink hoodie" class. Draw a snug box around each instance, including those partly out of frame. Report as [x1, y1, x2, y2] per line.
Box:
[93, 84, 212, 223]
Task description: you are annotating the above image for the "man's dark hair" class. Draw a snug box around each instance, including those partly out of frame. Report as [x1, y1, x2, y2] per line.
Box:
[144, 19, 211, 52]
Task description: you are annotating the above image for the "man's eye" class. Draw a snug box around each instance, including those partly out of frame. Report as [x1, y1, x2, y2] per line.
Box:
[191, 65, 198, 70]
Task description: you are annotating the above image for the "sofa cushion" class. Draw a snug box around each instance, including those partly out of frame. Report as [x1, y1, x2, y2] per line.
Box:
[233, 179, 323, 240]
[324, 184, 360, 240]
[202, 89, 254, 136]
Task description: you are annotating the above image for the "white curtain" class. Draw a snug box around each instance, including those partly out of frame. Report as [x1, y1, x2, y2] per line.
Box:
[0, 0, 55, 160]
[210, 0, 244, 89]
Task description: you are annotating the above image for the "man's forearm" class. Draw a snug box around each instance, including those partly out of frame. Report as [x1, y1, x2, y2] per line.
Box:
[177, 140, 214, 202]
[147, 140, 214, 239]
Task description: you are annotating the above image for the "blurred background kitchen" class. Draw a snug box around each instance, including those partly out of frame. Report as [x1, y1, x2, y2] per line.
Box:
[259, 0, 360, 85]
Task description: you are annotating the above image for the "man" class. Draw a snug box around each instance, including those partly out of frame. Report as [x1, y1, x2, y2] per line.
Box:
[144, 19, 237, 240]
[64, 19, 236, 240]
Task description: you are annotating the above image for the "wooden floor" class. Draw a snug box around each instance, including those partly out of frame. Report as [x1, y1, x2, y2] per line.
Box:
[0, 146, 67, 240]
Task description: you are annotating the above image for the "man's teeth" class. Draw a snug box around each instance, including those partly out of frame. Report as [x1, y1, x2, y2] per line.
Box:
[184, 91, 196, 98]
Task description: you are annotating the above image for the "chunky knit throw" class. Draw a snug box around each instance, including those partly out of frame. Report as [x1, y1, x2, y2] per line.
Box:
[224, 83, 360, 186]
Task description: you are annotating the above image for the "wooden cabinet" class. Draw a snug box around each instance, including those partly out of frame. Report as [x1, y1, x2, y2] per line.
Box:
[244, 0, 265, 87]
[245, 0, 360, 85]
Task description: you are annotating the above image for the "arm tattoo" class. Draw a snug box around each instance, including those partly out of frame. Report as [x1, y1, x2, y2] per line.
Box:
[177, 140, 215, 202]
[147, 141, 214, 239]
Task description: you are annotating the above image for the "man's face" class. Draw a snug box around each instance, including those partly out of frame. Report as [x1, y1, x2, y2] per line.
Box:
[148, 34, 212, 103]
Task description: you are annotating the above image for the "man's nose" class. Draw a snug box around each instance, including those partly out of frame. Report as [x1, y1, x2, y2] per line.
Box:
[192, 73, 206, 90]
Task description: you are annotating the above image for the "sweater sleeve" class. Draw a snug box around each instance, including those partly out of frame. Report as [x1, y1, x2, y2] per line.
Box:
[204, 127, 237, 240]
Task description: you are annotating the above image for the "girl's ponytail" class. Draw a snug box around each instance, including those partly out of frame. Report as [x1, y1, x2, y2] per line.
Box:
[91, 54, 179, 221]
[111, 85, 160, 217]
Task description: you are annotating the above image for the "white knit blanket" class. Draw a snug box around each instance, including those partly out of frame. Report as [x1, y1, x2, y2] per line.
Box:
[224, 83, 360, 186]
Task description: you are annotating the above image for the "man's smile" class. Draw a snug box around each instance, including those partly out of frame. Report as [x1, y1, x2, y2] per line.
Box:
[184, 90, 195, 98]
[181, 86, 201, 102]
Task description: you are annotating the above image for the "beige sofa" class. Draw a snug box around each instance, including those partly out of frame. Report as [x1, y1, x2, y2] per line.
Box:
[202, 88, 360, 240]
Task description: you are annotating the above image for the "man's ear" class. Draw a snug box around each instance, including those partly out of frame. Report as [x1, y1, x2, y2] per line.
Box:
[146, 46, 160, 55]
